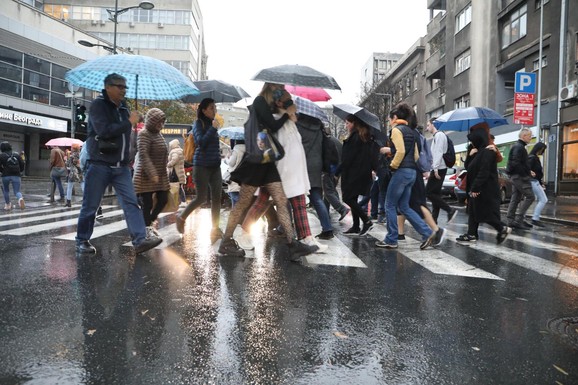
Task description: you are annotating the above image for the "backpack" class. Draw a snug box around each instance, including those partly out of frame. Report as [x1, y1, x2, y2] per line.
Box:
[441, 132, 456, 168]
[321, 134, 339, 173]
[5, 152, 21, 174]
[417, 134, 433, 173]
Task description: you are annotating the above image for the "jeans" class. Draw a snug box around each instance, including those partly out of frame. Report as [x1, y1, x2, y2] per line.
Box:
[530, 179, 547, 221]
[384, 168, 433, 245]
[51, 172, 65, 199]
[309, 187, 332, 232]
[228, 191, 239, 207]
[2, 176, 23, 204]
[66, 180, 85, 201]
[76, 163, 146, 246]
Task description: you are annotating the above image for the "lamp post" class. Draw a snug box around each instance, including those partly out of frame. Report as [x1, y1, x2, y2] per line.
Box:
[78, 40, 116, 53]
[107, 1, 154, 54]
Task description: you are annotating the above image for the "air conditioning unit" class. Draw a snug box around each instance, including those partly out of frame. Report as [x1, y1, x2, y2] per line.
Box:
[91, 19, 98, 25]
[158, 22, 164, 28]
[129, 21, 135, 28]
[560, 83, 577, 101]
[100, 20, 106, 25]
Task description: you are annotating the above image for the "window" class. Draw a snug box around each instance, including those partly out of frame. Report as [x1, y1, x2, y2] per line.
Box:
[532, 56, 548, 71]
[561, 122, 578, 180]
[454, 94, 470, 109]
[454, 49, 471, 75]
[413, 73, 418, 91]
[455, 4, 472, 33]
[501, 3, 527, 48]
[535, 0, 550, 9]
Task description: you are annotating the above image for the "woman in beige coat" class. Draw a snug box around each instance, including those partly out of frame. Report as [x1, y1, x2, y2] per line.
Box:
[167, 139, 186, 202]
[133, 108, 170, 234]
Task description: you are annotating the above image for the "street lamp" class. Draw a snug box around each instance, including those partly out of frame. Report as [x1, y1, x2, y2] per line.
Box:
[107, 1, 155, 54]
[78, 40, 116, 53]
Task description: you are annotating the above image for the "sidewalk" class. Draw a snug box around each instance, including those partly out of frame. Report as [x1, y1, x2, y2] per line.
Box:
[12, 176, 578, 228]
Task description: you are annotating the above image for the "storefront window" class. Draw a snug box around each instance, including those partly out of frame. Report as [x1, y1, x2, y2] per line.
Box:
[561, 122, 578, 180]
[50, 92, 69, 108]
[0, 46, 22, 66]
[0, 78, 21, 97]
[23, 85, 49, 104]
[0, 62, 22, 82]
[24, 54, 50, 75]
[24, 69, 50, 90]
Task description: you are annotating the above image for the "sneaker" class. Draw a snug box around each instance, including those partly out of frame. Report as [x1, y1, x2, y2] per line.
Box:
[497, 226, 512, 244]
[420, 231, 437, 250]
[512, 221, 531, 230]
[287, 240, 318, 262]
[359, 221, 374, 236]
[4, 203, 11, 211]
[531, 219, 545, 227]
[134, 235, 163, 254]
[315, 230, 334, 240]
[338, 208, 350, 221]
[302, 236, 328, 253]
[522, 221, 534, 228]
[76, 240, 96, 254]
[456, 234, 478, 242]
[176, 214, 185, 234]
[343, 226, 360, 235]
[375, 240, 398, 249]
[218, 237, 246, 257]
[432, 228, 446, 246]
[398, 234, 406, 241]
[236, 232, 255, 250]
[18, 197, 25, 210]
[447, 208, 458, 223]
[95, 207, 104, 220]
[377, 214, 386, 224]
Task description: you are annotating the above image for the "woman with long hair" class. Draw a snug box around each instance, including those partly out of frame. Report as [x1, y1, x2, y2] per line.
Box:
[218, 83, 318, 261]
[338, 115, 374, 236]
[175, 98, 223, 239]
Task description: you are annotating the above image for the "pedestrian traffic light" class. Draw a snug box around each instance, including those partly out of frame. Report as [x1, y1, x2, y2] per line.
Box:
[75, 104, 86, 123]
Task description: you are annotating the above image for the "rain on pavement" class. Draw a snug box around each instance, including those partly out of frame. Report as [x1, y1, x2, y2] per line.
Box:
[0, 190, 577, 385]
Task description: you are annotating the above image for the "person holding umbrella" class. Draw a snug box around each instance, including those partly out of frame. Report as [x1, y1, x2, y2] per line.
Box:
[75, 73, 162, 255]
[218, 82, 318, 261]
[337, 115, 375, 236]
[375, 103, 443, 250]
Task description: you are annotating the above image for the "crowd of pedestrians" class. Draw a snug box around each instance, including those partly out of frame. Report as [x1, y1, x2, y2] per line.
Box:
[0, 73, 551, 262]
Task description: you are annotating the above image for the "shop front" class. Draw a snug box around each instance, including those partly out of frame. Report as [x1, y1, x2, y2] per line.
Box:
[0, 106, 68, 177]
[559, 103, 578, 195]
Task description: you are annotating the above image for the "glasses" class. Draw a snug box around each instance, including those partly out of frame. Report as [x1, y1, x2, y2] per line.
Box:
[109, 84, 128, 90]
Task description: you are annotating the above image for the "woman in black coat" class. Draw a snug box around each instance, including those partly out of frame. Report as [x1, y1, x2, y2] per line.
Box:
[337, 115, 374, 236]
[466, 129, 511, 244]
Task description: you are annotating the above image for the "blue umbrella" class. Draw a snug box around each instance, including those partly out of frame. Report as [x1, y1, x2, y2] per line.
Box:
[65, 54, 199, 100]
[219, 126, 244, 140]
[433, 107, 508, 132]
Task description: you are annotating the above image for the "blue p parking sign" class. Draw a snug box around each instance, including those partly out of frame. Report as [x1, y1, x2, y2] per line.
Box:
[515, 72, 536, 94]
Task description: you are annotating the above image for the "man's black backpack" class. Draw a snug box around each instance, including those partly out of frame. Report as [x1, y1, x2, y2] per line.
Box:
[442, 133, 456, 168]
[4, 152, 21, 174]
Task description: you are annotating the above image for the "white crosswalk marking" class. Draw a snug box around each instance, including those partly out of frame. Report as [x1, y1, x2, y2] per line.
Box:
[368, 226, 503, 280]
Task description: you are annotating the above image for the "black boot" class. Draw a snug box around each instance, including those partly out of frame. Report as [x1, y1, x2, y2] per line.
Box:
[65, 199, 71, 207]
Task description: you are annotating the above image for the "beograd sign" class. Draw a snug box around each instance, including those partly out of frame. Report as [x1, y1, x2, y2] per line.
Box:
[0, 107, 67, 132]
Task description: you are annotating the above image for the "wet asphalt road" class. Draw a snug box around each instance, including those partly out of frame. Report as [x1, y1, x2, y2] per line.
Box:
[0, 190, 577, 384]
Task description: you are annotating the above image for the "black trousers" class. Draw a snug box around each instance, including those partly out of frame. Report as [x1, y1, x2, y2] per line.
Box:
[425, 168, 452, 221]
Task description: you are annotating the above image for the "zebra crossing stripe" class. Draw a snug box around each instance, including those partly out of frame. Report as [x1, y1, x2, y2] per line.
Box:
[368, 226, 503, 280]
[445, 228, 578, 288]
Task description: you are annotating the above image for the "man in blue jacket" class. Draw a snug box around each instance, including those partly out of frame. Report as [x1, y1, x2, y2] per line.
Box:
[75, 73, 162, 254]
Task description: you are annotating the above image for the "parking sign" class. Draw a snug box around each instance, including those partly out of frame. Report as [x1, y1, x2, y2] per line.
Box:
[515, 72, 536, 94]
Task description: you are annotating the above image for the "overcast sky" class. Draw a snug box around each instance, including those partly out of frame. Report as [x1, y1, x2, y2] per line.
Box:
[197, 0, 429, 106]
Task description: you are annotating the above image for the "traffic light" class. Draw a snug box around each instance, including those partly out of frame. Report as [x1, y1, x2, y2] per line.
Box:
[75, 104, 87, 132]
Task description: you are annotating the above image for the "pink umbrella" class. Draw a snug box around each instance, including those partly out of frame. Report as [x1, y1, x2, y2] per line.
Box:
[285, 85, 332, 102]
[45, 137, 84, 147]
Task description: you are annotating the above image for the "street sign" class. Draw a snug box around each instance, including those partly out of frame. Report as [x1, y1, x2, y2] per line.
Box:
[515, 72, 536, 94]
[514, 92, 535, 125]
[65, 92, 83, 98]
[67, 82, 80, 93]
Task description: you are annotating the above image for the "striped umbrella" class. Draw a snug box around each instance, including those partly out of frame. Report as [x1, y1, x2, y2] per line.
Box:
[65, 54, 199, 100]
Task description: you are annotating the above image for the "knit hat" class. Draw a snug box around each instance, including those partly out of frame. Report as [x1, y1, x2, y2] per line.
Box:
[145, 108, 166, 131]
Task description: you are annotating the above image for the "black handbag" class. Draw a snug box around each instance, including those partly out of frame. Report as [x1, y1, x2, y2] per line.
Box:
[244, 109, 285, 164]
[169, 167, 179, 182]
[95, 135, 119, 154]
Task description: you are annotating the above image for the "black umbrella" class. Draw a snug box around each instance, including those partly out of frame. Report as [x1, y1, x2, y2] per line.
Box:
[332, 103, 387, 143]
[251, 64, 341, 90]
[182, 79, 250, 103]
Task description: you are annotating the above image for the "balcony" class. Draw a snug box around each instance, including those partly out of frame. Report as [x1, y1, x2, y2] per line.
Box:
[427, 9, 446, 36]
[426, 50, 445, 75]
[425, 86, 446, 112]
[428, 0, 446, 10]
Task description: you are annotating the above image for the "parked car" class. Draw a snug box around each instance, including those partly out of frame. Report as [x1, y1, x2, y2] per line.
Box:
[441, 167, 462, 198]
[454, 167, 513, 204]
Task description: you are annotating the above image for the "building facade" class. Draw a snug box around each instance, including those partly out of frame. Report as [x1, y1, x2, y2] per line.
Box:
[362, 0, 578, 195]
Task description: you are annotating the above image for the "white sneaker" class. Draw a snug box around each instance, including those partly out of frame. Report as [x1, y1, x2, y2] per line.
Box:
[18, 197, 25, 210]
[4, 203, 11, 210]
[236, 232, 254, 250]
[302, 236, 328, 253]
[146, 226, 160, 238]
